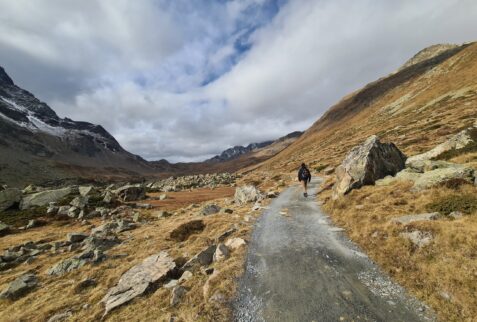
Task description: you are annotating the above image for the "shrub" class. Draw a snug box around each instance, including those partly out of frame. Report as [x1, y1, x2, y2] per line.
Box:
[426, 193, 477, 215]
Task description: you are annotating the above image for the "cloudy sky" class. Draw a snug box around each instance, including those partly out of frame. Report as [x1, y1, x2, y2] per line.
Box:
[1, 0, 476, 161]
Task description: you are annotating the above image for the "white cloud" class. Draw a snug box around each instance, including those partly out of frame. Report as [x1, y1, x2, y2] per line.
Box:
[1, 0, 477, 162]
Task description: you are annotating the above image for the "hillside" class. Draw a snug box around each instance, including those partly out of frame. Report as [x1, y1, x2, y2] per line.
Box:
[253, 42, 477, 321]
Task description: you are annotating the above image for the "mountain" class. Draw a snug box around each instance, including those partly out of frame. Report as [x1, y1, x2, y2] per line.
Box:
[206, 131, 302, 163]
[0, 67, 156, 186]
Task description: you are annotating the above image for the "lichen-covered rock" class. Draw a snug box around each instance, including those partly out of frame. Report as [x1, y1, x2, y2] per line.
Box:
[234, 185, 263, 205]
[202, 204, 221, 216]
[0, 273, 38, 300]
[47, 258, 86, 276]
[333, 135, 406, 199]
[0, 188, 21, 212]
[20, 187, 75, 210]
[115, 185, 146, 202]
[102, 251, 176, 316]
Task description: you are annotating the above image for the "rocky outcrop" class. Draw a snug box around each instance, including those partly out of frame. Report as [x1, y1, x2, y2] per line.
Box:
[102, 251, 176, 316]
[20, 187, 74, 210]
[406, 126, 476, 164]
[0, 188, 22, 212]
[234, 185, 263, 205]
[148, 173, 236, 192]
[0, 273, 38, 300]
[115, 185, 146, 202]
[333, 135, 406, 199]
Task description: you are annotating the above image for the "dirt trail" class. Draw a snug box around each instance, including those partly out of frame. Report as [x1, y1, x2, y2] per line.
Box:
[234, 177, 435, 322]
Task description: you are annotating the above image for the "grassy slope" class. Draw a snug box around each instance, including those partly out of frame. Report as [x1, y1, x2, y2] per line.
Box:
[252, 42, 477, 321]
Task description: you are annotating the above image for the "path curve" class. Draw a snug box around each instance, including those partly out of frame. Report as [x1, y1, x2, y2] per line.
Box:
[234, 177, 435, 322]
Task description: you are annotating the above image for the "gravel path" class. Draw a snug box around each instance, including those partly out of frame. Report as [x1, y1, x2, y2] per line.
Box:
[234, 177, 435, 322]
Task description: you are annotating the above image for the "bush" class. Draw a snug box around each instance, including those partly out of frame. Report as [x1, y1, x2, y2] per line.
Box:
[426, 193, 477, 215]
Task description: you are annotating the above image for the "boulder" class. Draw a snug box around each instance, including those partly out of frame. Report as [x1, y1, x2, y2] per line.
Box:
[202, 204, 221, 216]
[392, 212, 439, 225]
[79, 186, 95, 197]
[20, 187, 74, 210]
[169, 220, 205, 242]
[406, 126, 476, 164]
[102, 251, 176, 316]
[115, 185, 146, 202]
[0, 221, 11, 236]
[70, 196, 89, 209]
[234, 185, 263, 205]
[213, 244, 230, 262]
[412, 165, 474, 191]
[182, 245, 217, 271]
[224, 237, 247, 250]
[0, 188, 22, 212]
[0, 273, 38, 300]
[333, 135, 406, 199]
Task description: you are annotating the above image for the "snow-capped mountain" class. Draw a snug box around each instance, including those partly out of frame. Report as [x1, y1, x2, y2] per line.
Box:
[0, 66, 154, 186]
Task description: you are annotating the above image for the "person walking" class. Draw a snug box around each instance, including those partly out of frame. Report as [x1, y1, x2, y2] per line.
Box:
[298, 163, 311, 197]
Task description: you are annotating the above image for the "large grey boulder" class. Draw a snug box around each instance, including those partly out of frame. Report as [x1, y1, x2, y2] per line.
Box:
[47, 257, 86, 276]
[333, 135, 406, 199]
[20, 187, 74, 210]
[102, 251, 176, 316]
[412, 164, 474, 191]
[234, 185, 263, 205]
[0, 188, 22, 212]
[406, 126, 476, 164]
[0, 273, 38, 300]
[115, 185, 146, 202]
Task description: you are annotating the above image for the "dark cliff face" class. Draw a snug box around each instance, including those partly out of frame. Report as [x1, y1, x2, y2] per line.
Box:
[0, 66, 153, 186]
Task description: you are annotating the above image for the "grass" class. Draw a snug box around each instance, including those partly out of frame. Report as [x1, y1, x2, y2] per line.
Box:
[314, 164, 329, 172]
[0, 206, 47, 227]
[426, 193, 477, 215]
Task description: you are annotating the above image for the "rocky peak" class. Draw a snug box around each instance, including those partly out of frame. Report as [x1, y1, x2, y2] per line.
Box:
[400, 44, 459, 70]
[0, 66, 14, 86]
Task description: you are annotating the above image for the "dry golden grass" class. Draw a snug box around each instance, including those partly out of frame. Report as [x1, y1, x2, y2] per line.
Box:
[0, 187, 269, 322]
[319, 173, 477, 322]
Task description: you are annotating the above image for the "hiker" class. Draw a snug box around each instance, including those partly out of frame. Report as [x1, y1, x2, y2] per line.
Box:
[298, 163, 311, 197]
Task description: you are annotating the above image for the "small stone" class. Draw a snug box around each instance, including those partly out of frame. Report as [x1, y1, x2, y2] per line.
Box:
[202, 204, 221, 216]
[170, 286, 187, 306]
[159, 194, 167, 200]
[213, 244, 230, 262]
[133, 212, 140, 222]
[75, 278, 97, 293]
[70, 196, 89, 209]
[0, 221, 11, 237]
[179, 271, 193, 283]
[46, 310, 73, 322]
[164, 279, 179, 289]
[156, 210, 173, 219]
[225, 238, 246, 250]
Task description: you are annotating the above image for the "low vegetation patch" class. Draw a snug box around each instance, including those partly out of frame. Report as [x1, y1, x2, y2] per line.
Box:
[0, 206, 47, 227]
[426, 193, 477, 215]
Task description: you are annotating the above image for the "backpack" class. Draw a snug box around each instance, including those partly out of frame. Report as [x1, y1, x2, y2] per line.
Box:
[301, 167, 310, 180]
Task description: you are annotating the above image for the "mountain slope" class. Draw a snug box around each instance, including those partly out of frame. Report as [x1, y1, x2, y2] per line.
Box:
[259, 42, 476, 172]
[0, 67, 156, 186]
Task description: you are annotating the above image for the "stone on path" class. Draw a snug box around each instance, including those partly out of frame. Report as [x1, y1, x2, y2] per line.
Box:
[102, 251, 176, 316]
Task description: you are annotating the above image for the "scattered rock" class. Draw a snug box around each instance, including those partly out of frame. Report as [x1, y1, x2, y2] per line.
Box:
[26, 219, 45, 229]
[79, 186, 95, 197]
[412, 164, 474, 191]
[102, 251, 176, 316]
[47, 258, 86, 276]
[159, 194, 167, 200]
[75, 278, 97, 293]
[333, 135, 406, 199]
[169, 220, 205, 242]
[213, 244, 230, 262]
[164, 279, 179, 289]
[20, 187, 75, 210]
[216, 227, 237, 242]
[70, 196, 89, 209]
[115, 185, 146, 202]
[267, 191, 279, 198]
[400, 230, 433, 248]
[46, 310, 73, 322]
[103, 191, 116, 204]
[156, 210, 173, 219]
[46, 203, 59, 215]
[0, 188, 21, 212]
[223, 208, 234, 214]
[202, 204, 221, 216]
[179, 271, 193, 283]
[67, 233, 89, 243]
[234, 185, 263, 205]
[406, 126, 476, 164]
[22, 184, 39, 194]
[224, 238, 247, 250]
[392, 212, 439, 225]
[0, 221, 11, 236]
[182, 245, 217, 271]
[0, 273, 38, 300]
[170, 286, 187, 306]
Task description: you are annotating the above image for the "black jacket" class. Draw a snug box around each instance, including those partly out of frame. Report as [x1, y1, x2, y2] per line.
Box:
[298, 167, 311, 182]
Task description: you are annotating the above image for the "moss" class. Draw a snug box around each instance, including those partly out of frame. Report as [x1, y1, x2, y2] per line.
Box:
[426, 193, 477, 215]
[0, 206, 47, 227]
